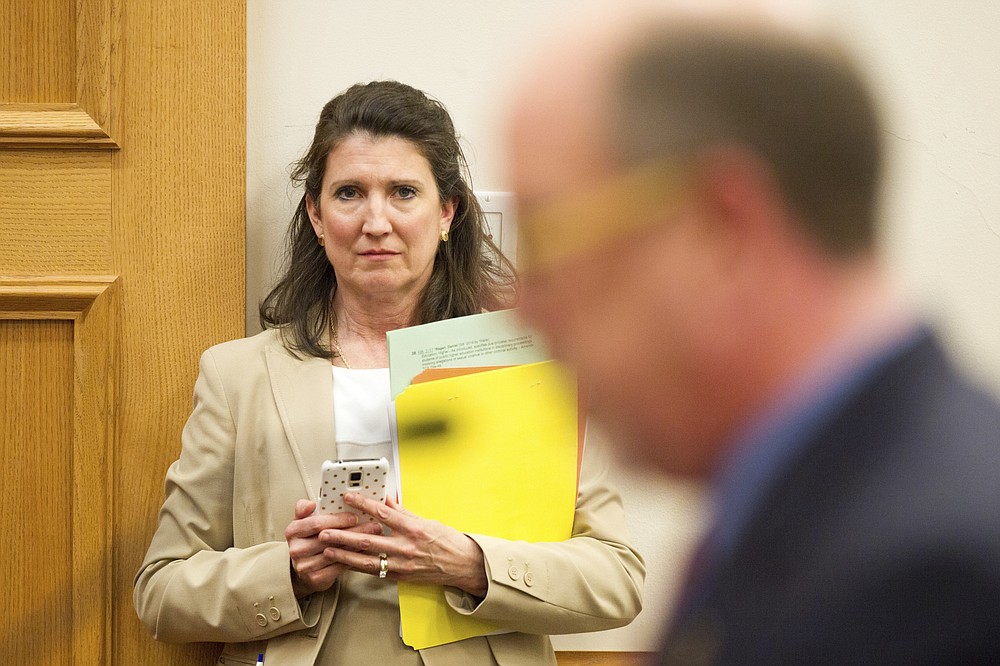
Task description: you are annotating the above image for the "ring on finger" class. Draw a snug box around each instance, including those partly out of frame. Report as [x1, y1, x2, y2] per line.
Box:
[378, 552, 389, 579]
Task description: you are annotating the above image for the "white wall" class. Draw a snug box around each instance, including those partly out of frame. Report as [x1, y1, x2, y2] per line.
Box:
[247, 0, 1000, 651]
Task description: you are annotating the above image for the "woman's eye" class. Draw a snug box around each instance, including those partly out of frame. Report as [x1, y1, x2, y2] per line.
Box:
[396, 186, 417, 199]
[335, 186, 359, 200]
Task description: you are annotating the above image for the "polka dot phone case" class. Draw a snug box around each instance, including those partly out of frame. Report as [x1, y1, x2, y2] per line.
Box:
[317, 457, 389, 522]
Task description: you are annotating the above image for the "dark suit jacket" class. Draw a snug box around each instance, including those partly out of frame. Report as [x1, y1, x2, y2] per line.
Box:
[661, 331, 1000, 665]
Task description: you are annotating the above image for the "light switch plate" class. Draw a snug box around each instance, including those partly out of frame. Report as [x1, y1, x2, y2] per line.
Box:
[475, 191, 518, 266]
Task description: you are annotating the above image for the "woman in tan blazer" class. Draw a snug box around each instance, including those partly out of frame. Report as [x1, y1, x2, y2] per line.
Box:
[134, 81, 644, 665]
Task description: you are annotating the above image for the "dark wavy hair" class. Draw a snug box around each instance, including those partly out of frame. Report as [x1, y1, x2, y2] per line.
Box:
[260, 81, 516, 359]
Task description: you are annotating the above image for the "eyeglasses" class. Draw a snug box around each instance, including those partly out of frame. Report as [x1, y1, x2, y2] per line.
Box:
[517, 160, 691, 273]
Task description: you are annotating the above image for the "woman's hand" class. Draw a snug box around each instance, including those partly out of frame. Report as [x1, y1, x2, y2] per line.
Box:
[285, 499, 384, 597]
[318, 493, 488, 598]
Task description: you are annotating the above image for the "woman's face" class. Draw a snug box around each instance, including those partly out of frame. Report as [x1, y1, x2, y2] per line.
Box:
[306, 133, 456, 305]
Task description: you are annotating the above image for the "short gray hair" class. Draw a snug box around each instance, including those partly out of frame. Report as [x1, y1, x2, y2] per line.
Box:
[613, 24, 884, 256]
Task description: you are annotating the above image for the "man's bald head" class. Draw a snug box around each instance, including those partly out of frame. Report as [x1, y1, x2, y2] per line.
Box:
[506, 3, 892, 476]
[509, 1, 885, 259]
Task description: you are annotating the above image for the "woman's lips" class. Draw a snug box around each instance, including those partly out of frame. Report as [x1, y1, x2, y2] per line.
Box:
[360, 249, 399, 260]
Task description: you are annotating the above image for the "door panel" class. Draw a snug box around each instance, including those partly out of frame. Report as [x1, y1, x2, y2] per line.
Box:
[1, 0, 244, 663]
[0, 0, 76, 103]
[0, 151, 112, 272]
[1, 319, 75, 664]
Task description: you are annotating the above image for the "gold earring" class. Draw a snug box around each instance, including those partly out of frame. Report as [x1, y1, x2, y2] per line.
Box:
[318, 233, 325, 246]
[440, 229, 449, 242]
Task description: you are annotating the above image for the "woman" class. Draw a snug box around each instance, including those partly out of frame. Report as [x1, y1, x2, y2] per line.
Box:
[134, 81, 644, 665]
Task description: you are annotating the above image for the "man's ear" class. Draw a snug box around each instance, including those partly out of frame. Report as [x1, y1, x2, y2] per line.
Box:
[680, 146, 798, 301]
[694, 146, 786, 242]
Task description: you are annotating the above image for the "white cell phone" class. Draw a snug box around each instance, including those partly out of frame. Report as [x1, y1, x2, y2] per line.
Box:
[317, 457, 389, 522]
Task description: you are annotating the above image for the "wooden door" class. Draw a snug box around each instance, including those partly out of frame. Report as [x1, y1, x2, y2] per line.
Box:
[1, 0, 244, 663]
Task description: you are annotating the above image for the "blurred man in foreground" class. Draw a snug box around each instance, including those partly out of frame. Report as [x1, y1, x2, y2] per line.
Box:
[508, 3, 1000, 663]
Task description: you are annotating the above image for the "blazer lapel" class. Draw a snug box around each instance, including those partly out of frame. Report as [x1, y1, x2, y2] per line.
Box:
[264, 340, 335, 500]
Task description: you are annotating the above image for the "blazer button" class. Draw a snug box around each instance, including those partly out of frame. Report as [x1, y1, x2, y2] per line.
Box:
[255, 613, 268, 627]
[269, 606, 281, 621]
[507, 565, 521, 580]
[523, 571, 535, 587]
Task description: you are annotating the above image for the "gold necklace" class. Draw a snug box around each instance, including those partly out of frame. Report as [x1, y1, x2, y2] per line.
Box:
[330, 319, 352, 369]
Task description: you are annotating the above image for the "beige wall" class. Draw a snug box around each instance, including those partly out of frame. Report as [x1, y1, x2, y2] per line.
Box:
[246, 0, 1000, 651]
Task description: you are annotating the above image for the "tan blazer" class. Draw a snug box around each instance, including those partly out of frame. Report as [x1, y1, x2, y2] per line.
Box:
[134, 329, 644, 665]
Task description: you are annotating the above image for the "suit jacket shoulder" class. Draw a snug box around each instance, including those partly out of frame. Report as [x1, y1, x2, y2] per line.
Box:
[670, 331, 1000, 664]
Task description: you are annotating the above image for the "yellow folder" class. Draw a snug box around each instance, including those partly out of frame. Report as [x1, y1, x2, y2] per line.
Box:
[394, 360, 578, 649]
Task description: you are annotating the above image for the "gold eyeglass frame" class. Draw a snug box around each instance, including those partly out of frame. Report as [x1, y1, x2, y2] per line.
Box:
[517, 160, 692, 273]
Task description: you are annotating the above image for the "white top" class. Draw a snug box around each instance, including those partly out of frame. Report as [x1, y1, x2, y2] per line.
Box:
[331, 366, 397, 500]
[324, 366, 418, 663]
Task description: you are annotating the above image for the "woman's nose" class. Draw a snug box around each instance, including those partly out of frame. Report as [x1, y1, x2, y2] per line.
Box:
[361, 198, 392, 236]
